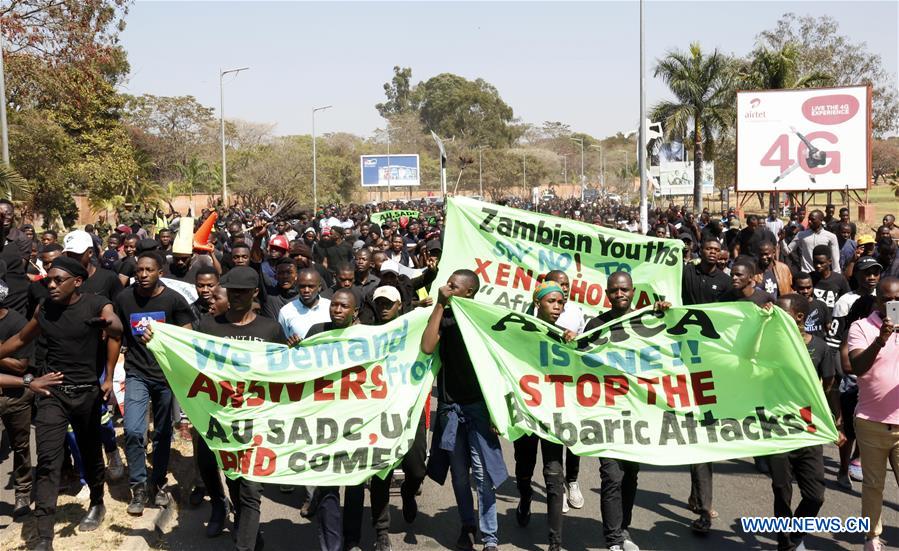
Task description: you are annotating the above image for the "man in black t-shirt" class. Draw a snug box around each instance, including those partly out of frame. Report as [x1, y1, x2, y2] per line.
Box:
[811, 244, 850, 308]
[769, 294, 829, 551]
[422, 269, 507, 551]
[793, 273, 831, 340]
[114, 252, 195, 516]
[0, 256, 123, 550]
[261, 257, 299, 318]
[682, 238, 733, 306]
[64, 230, 123, 300]
[735, 215, 777, 260]
[727, 256, 775, 307]
[190, 265, 219, 324]
[116, 234, 140, 287]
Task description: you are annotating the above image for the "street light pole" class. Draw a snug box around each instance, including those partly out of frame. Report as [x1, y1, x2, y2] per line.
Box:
[562, 155, 567, 185]
[638, 0, 648, 233]
[570, 137, 585, 201]
[219, 66, 249, 206]
[312, 105, 333, 214]
[477, 145, 486, 198]
[590, 144, 604, 192]
[522, 151, 527, 192]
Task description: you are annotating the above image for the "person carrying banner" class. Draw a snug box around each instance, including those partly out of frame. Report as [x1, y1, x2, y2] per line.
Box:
[342, 285, 427, 551]
[513, 281, 577, 550]
[582, 271, 669, 551]
[768, 293, 830, 551]
[422, 269, 507, 551]
[115, 251, 196, 515]
[0, 256, 123, 551]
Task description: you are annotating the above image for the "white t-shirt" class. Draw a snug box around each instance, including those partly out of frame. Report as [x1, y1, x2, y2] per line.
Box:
[277, 297, 332, 339]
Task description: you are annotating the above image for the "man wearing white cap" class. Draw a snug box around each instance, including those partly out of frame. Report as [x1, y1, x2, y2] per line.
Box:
[63, 230, 122, 299]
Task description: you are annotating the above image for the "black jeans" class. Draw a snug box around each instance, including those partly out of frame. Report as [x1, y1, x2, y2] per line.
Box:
[317, 486, 342, 551]
[226, 477, 264, 551]
[600, 458, 640, 546]
[514, 434, 564, 545]
[0, 388, 34, 498]
[33, 386, 105, 540]
[689, 462, 713, 517]
[565, 448, 580, 483]
[343, 414, 428, 545]
[194, 433, 227, 505]
[769, 445, 825, 551]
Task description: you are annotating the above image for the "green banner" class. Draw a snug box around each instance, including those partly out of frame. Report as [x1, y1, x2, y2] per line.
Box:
[146, 310, 437, 486]
[450, 298, 838, 464]
[439, 197, 684, 316]
[370, 210, 420, 225]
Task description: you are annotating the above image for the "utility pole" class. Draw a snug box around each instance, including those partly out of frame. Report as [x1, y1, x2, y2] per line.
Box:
[638, 0, 648, 233]
[219, 66, 249, 206]
[312, 105, 333, 213]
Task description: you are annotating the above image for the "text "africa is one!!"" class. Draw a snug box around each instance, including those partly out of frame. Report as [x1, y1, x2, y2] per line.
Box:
[478, 208, 680, 267]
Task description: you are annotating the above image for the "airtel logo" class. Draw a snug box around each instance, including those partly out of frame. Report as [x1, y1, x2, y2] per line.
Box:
[750, 98, 761, 108]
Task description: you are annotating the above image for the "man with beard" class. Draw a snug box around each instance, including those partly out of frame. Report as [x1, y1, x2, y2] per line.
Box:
[277, 268, 332, 342]
[0, 256, 123, 551]
[114, 252, 195, 515]
[754, 241, 793, 298]
[262, 257, 299, 318]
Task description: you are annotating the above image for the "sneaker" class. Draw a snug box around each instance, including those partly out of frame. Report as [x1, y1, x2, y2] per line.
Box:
[483, 546, 498, 551]
[106, 449, 125, 481]
[864, 537, 883, 551]
[691, 515, 711, 535]
[562, 489, 570, 513]
[456, 525, 476, 550]
[13, 495, 31, 518]
[837, 473, 853, 491]
[849, 459, 863, 482]
[567, 481, 584, 509]
[127, 485, 147, 516]
[795, 541, 807, 551]
[75, 484, 91, 501]
[151, 483, 171, 507]
[608, 546, 624, 551]
[622, 540, 640, 551]
[374, 533, 393, 551]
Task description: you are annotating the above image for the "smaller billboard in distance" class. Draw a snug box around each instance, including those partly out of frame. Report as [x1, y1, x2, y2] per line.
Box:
[657, 161, 714, 196]
[360, 154, 420, 187]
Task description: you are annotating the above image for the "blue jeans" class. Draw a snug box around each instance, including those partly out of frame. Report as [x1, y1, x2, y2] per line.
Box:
[447, 402, 499, 546]
[124, 375, 173, 487]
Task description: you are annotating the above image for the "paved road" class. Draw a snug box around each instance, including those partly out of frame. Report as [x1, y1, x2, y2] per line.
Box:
[2, 428, 898, 550]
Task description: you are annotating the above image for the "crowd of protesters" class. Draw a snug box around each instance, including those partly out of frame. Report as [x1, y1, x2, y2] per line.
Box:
[0, 193, 897, 551]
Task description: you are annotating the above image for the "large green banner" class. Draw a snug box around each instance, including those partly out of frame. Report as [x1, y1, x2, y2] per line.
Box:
[439, 197, 684, 316]
[370, 209, 419, 225]
[450, 298, 838, 464]
[146, 310, 437, 486]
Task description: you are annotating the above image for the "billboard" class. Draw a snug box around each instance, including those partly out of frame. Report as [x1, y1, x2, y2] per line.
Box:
[736, 85, 871, 192]
[657, 161, 714, 196]
[360, 154, 420, 187]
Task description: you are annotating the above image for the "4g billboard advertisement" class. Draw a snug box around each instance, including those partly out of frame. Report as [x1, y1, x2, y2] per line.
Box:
[736, 85, 871, 192]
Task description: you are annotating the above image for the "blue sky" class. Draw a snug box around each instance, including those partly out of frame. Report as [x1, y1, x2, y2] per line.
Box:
[120, 1, 898, 139]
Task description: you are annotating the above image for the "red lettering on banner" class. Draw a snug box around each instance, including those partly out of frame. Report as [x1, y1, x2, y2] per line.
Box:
[340, 366, 367, 400]
[512, 267, 534, 291]
[662, 374, 691, 408]
[370, 366, 388, 399]
[636, 377, 659, 405]
[253, 447, 277, 476]
[219, 451, 237, 471]
[520, 375, 541, 406]
[576, 374, 601, 406]
[269, 382, 305, 403]
[188, 373, 217, 402]
[546, 374, 573, 407]
[604, 375, 629, 406]
[570, 278, 588, 304]
[219, 381, 246, 408]
[314, 378, 335, 401]
[495, 263, 511, 286]
[690, 371, 717, 405]
[246, 382, 266, 407]
[474, 258, 493, 283]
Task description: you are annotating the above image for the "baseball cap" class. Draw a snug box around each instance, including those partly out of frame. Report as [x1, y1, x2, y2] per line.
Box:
[220, 266, 259, 289]
[858, 235, 876, 245]
[269, 235, 290, 251]
[379, 259, 401, 275]
[137, 239, 160, 254]
[426, 239, 442, 253]
[372, 285, 401, 303]
[63, 230, 94, 255]
[856, 256, 883, 272]
[321, 228, 332, 237]
[303, 227, 316, 236]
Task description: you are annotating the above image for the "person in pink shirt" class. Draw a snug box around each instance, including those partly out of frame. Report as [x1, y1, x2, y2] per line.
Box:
[848, 276, 899, 551]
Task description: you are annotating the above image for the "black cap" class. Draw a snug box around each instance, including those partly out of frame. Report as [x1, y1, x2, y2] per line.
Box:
[220, 266, 258, 290]
[426, 239, 442, 252]
[137, 238, 160, 254]
[856, 256, 883, 272]
[52, 256, 89, 279]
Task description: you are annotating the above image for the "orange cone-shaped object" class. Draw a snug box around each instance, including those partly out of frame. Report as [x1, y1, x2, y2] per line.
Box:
[193, 211, 217, 253]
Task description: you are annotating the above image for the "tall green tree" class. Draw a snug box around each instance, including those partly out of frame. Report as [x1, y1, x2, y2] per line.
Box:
[652, 42, 734, 212]
[740, 43, 832, 90]
[375, 66, 415, 118]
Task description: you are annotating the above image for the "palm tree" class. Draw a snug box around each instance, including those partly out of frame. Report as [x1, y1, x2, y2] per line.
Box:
[741, 43, 832, 90]
[652, 42, 734, 213]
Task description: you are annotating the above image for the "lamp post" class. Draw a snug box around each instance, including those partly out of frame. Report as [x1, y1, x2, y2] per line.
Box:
[562, 155, 568, 185]
[312, 105, 333, 213]
[219, 66, 249, 206]
[522, 150, 527, 192]
[639, 0, 648, 233]
[570, 137, 585, 200]
[590, 144, 604, 191]
[477, 145, 487, 198]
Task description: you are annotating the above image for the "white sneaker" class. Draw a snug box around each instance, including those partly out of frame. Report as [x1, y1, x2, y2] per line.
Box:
[567, 481, 585, 509]
[795, 541, 807, 551]
[562, 490, 570, 513]
[622, 540, 640, 551]
[75, 484, 91, 501]
[849, 459, 863, 482]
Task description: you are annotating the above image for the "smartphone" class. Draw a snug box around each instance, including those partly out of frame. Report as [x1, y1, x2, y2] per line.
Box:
[887, 301, 899, 330]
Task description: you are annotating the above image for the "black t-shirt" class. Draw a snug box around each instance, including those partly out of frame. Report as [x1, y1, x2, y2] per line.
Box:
[26, 279, 49, 319]
[37, 293, 110, 385]
[114, 286, 195, 382]
[805, 298, 831, 339]
[681, 263, 733, 305]
[811, 271, 850, 309]
[320, 241, 354, 272]
[198, 314, 286, 343]
[0, 308, 34, 371]
[118, 256, 137, 280]
[737, 227, 776, 258]
[806, 334, 835, 379]
[436, 308, 482, 405]
[82, 267, 123, 300]
[728, 287, 775, 307]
